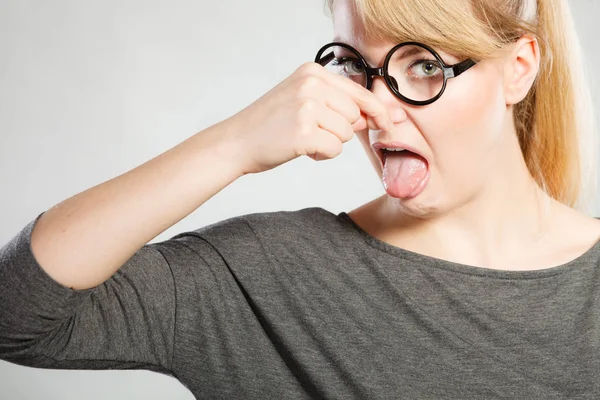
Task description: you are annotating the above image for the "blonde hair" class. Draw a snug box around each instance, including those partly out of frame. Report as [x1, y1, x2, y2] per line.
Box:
[325, 0, 597, 213]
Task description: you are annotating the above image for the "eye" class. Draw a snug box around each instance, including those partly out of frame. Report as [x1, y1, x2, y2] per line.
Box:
[408, 60, 442, 78]
[331, 57, 366, 76]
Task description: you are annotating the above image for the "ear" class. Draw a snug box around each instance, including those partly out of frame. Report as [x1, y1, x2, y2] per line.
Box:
[504, 35, 540, 105]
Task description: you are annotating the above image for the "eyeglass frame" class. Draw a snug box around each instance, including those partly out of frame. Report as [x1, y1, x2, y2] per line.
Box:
[314, 41, 477, 106]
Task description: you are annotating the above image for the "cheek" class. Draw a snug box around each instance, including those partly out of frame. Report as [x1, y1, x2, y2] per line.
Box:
[425, 66, 506, 177]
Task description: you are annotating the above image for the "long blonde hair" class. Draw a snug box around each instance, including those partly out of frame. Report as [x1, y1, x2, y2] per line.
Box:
[325, 0, 597, 213]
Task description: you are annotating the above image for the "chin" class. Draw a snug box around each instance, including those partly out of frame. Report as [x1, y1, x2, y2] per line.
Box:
[386, 193, 442, 219]
[383, 176, 448, 220]
[362, 140, 450, 219]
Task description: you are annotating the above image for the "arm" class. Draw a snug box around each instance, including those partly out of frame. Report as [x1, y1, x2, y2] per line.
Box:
[0, 121, 247, 371]
[0, 62, 391, 374]
[25, 61, 391, 292]
[30, 121, 244, 291]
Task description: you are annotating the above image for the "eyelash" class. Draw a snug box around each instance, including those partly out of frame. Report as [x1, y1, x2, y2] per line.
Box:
[331, 57, 443, 78]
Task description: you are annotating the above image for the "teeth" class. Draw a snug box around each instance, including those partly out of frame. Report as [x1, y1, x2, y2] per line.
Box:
[383, 148, 406, 152]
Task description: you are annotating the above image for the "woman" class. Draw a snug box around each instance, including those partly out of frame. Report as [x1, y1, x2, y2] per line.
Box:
[1, 0, 599, 398]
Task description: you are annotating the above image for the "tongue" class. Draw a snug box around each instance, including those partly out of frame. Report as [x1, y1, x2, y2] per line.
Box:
[382, 151, 429, 198]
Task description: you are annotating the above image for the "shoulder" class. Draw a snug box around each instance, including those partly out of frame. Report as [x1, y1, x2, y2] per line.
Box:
[243, 207, 343, 236]
[159, 207, 358, 268]
[172, 207, 350, 248]
[541, 205, 600, 266]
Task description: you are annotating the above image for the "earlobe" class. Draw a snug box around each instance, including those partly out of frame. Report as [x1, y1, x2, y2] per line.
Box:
[504, 36, 540, 105]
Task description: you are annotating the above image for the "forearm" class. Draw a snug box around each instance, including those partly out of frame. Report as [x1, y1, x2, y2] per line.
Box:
[30, 121, 243, 290]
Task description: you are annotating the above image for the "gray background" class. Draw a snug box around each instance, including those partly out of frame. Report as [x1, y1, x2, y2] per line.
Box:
[0, 1, 598, 399]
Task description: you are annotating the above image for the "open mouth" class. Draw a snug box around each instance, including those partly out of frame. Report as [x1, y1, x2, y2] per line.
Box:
[372, 143, 431, 199]
[373, 143, 429, 168]
[380, 148, 409, 165]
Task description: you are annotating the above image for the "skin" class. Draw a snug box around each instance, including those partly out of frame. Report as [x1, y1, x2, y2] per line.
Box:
[332, 0, 600, 271]
[26, 1, 600, 292]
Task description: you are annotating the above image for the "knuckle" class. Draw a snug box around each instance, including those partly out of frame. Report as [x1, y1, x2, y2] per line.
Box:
[297, 98, 318, 118]
[293, 115, 315, 145]
[344, 124, 355, 141]
[299, 143, 317, 158]
[351, 104, 362, 123]
[328, 141, 344, 158]
[297, 62, 321, 77]
[296, 121, 313, 139]
[296, 76, 321, 98]
[336, 120, 353, 142]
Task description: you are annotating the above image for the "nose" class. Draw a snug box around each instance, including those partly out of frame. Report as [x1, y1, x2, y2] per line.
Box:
[369, 76, 408, 124]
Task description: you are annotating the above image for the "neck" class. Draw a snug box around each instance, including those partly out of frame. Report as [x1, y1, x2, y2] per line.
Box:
[378, 128, 561, 268]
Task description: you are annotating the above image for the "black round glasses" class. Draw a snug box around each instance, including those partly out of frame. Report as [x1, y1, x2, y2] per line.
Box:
[314, 42, 477, 106]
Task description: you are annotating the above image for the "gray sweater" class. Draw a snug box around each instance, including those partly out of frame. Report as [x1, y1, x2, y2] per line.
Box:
[1, 207, 600, 399]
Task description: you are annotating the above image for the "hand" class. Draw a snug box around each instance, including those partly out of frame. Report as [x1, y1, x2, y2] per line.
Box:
[220, 62, 393, 175]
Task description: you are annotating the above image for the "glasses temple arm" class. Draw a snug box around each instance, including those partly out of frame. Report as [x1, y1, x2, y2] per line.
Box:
[316, 52, 335, 66]
[450, 59, 477, 78]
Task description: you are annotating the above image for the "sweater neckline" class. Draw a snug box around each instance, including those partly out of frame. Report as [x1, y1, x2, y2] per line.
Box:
[337, 211, 600, 280]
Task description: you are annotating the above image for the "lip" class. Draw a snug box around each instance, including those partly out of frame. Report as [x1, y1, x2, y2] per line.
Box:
[371, 141, 429, 167]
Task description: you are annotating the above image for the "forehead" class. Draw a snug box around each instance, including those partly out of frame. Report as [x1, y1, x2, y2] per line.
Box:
[331, 0, 393, 64]
[332, 0, 368, 45]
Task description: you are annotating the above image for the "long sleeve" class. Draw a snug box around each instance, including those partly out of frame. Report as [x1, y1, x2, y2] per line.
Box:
[4, 207, 599, 399]
[0, 213, 177, 375]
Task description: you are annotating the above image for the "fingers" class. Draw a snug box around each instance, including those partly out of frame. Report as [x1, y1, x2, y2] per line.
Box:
[318, 85, 370, 133]
[310, 63, 393, 132]
[317, 105, 355, 143]
[289, 63, 392, 163]
[306, 128, 344, 161]
[315, 80, 362, 128]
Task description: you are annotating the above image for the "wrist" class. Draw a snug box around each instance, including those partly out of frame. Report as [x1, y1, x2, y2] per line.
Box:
[193, 119, 250, 179]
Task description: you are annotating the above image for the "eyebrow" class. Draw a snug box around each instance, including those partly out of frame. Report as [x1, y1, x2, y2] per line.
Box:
[394, 46, 430, 60]
[330, 39, 376, 64]
[328, 40, 433, 67]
